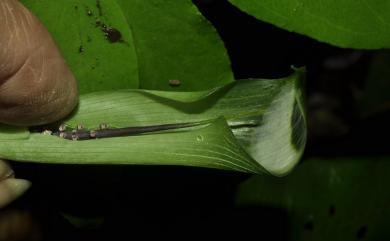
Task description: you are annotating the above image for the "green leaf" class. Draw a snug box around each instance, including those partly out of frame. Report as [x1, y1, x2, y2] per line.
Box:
[21, 0, 139, 93]
[115, 0, 235, 90]
[21, 0, 234, 92]
[237, 157, 390, 240]
[0, 70, 305, 175]
[228, 0, 390, 49]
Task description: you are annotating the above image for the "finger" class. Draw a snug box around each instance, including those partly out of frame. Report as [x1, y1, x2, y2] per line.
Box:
[0, 178, 31, 209]
[0, 159, 30, 209]
[0, 0, 78, 126]
[0, 160, 14, 181]
[0, 210, 42, 241]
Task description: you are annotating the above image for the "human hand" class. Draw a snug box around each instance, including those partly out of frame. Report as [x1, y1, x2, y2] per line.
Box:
[0, 0, 78, 208]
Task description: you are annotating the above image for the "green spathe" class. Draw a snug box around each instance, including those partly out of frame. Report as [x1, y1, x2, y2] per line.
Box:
[0, 70, 306, 176]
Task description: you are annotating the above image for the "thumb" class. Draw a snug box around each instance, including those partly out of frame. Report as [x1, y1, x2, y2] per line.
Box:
[0, 0, 78, 126]
[0, 160, 31, 208]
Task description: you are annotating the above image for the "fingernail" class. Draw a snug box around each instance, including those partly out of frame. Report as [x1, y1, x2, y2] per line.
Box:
[0, 179, 31, 208]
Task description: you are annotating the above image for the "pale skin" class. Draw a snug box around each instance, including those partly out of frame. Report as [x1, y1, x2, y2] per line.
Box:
[0, 0, 78, 208]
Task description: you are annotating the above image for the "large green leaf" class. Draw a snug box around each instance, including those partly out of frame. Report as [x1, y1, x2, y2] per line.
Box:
[21, 0, 139, 93]
[228, 0, 390, 49]
[237, 157, 390, 240]
[21, 0, 234, 92]
[0, 70, 306, 176]
[115, 0, 234, 90]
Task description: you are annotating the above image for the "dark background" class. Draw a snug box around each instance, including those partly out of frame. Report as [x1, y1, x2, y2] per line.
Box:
[2, 0, 390, 240]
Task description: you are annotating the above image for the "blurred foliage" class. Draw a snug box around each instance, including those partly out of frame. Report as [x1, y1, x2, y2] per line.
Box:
[237, 157, 390, 241]
[358, 50, 390, 116]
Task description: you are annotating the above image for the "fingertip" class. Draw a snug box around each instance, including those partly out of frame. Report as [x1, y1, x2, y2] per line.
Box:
[0, 0, 79, 126]
[0, 179, 31, 209]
